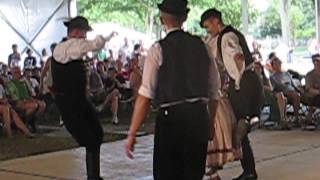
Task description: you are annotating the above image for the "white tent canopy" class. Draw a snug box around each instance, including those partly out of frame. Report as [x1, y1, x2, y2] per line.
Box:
[0, 0, 76, 66]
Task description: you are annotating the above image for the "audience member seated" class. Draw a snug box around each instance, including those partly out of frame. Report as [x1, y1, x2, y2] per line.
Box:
[32, 67, 42, 84]
[115, 60, 129, 82]
[23, 68, 40, 97]
[6, 67, 46, 132]
[110, 63, 132, 101]
[1, 64, 10, 84]
[88, 65, 105, 100]
[254, 61, 289, 129]
[0, 80, 34, 138]
[89, 66, 120, 125]
[0, 102, 12, 137]
[270, 57, 301, 126]
[129, 56, 142, 104]
[265, 52, 277, 74]
[96, 61, 108, 81]
[303, 54, 320, 128]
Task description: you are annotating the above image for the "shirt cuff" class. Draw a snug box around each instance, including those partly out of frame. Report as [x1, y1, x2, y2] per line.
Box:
[138, 86, 154, 99]
[95, 35, 107, 49]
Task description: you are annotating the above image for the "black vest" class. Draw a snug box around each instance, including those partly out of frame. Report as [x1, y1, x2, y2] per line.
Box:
[51, 59, 87, 96]
[217, 26, 253, 67]
[155, 30, 210, 105]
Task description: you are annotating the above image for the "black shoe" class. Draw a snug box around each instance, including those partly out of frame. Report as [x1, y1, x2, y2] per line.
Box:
[232, 172, 257, 180]
[88, 177, 103, 180]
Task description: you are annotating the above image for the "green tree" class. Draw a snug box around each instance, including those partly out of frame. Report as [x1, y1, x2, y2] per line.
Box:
[257, 0, 315, 40]
[78, 0, 158, 35]
[188, 0, 258, 35]
[77, 0, 258, 37]
[291, 0, 315, 39]
[257, 0, 282, 38]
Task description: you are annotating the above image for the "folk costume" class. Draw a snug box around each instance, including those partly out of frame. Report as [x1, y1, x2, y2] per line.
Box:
[52, 16, 109, 180]
[201, 9, 264, 180]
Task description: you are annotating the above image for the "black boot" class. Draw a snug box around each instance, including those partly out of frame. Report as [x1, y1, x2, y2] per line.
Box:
[232, 172, 257, 180]
[86, 146, 103, 180]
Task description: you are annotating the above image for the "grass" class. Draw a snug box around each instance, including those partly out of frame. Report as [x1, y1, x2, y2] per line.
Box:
[0, 127, 117, 161]
[0, 111, 156, 161]
[0, 132, 127, 161]
[0, 105, 156, 161]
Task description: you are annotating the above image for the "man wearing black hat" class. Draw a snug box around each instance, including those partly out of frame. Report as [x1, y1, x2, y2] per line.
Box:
[200, 8, 263, 180]
[125, 0, 220, 179]
[52, 16, 116, 180]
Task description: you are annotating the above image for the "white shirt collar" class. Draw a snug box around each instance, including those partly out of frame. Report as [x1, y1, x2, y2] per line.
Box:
[166, 27, 182, 34]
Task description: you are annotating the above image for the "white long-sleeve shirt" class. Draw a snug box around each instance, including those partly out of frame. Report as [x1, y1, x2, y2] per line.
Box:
[53, 35, 107, 63]
[207, 32, 245, 90]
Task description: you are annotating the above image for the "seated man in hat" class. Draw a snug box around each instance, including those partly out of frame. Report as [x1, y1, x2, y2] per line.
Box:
[52, 16, 117, 180]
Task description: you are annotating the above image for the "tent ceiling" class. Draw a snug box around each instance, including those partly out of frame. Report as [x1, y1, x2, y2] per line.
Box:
[0, 0, 73, 65]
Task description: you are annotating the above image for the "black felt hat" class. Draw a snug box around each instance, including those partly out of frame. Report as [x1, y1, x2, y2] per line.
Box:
[311, 53, 320, 63]
[63, 16, 92, 31]
[200, 8, 222, 27]
[158, 0, 190, 16]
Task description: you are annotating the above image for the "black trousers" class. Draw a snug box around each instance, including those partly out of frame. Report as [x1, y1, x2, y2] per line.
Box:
[228, 71, 264, 175]
[55, 94, 103, 149]
[153, 102, 209, 180]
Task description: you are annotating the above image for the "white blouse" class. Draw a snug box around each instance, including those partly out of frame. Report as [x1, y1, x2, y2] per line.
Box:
[207, 32, 245, 90]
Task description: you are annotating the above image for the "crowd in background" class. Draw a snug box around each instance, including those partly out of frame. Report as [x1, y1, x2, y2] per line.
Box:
[252, 41, 320, 130]
[0, 36, 320, 138]
[0, 37, 146, 138]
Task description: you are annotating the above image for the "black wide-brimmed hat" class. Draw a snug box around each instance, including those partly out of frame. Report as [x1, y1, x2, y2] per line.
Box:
[158, 0, 190, 16]
[311, 53, 320, 62]
[63, 16, 92, 31]
[200, 8, 222, 27]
